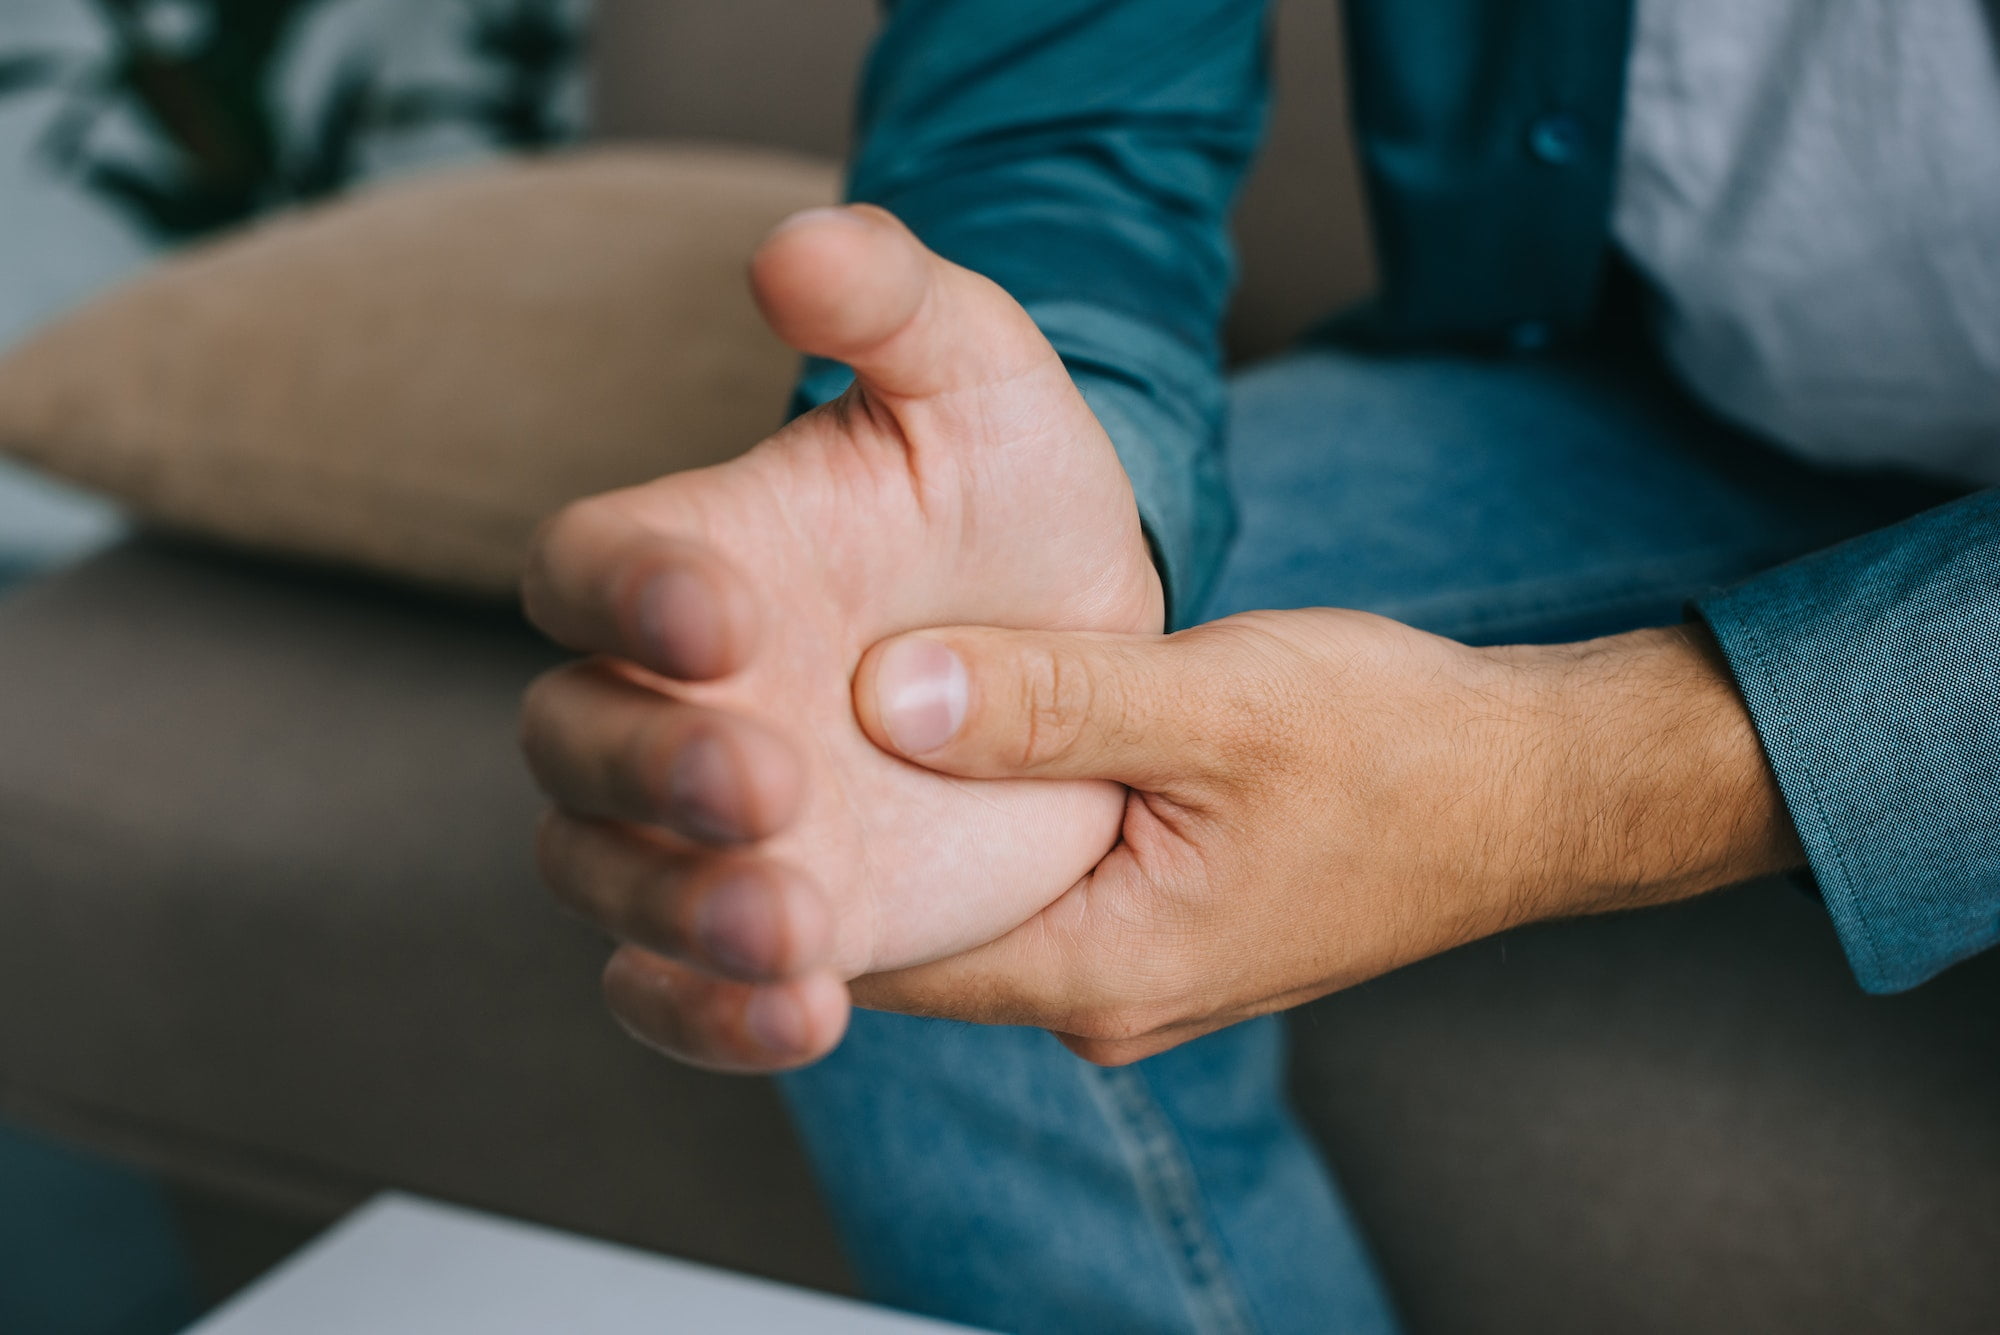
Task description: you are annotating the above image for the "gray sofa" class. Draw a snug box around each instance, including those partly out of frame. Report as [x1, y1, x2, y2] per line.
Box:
[2, 3, 1995, 1331]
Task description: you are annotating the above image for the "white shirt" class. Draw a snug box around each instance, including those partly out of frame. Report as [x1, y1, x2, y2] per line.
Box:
[1615, 0, 2000, 485]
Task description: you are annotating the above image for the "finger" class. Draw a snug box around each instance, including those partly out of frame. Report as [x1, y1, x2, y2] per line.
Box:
[848, 864, 1119, 1032]
[850, 945, 1074, 1031]
[750, 205, 1060, 402]
[853, 625, 1200, 789]
[858, 935, 1235, 1068]
[522, 659, 802, 844]
[855, 923, 1219, 1069]
[523, 496, 758, 682]
[537, 812, 832, 982]
[1054, 1019, 1232, 1069]
[603, 947, 851, 1073]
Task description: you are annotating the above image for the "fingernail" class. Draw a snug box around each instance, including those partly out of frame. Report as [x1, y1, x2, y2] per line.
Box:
[666, 734, 743, 843]
[744, 988, 807, 1055]
[695, 880, 777, 979]
[874, 637, 967, 756]
[637, 569, 722, 680]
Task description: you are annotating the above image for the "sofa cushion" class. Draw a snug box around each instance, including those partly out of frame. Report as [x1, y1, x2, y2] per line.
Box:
[1290, 883, 2000, 1334]
[0, 148, 838, 600]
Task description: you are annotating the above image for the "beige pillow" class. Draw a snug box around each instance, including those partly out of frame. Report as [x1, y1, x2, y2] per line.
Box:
[0, 147, 840, 598]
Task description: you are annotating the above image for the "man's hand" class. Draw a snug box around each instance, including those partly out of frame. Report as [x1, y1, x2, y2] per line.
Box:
[519, 207, 1163, 1072]
[833, 611, 1805, 1065]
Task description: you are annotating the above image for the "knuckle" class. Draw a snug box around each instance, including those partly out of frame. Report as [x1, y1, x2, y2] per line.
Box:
[1180, 620, 1301, 780]
[627, 874, 691, 956]
[1077, 976, 1192, 1046]
[518, 667, 566, 741]
[601, 952, 674, 1045]
[538, 495, 608, 564]
[517, 690, 548, 766]
[517, 674, 569, 784]
[602, 949, 709, 1064]
[518, 662, 618, 796]
[1066, 1036, 1150, 1068]
[521, 499, 599, 621]
[533, 814, 614, 926]
[1062, 1036, 1119, 1067]
[622, 712, 679, 814]
[1070, 998, 1154, 1046]
[623, 701, 669, 776]
[532, 809, 572, 890]
[1013, 645, 1101, 771]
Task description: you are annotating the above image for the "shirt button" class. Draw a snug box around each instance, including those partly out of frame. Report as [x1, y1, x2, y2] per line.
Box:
[1507, 320, 1553, 352]
[1528, 114, 1584, 165]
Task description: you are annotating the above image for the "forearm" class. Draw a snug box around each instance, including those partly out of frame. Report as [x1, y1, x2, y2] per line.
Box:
[1498, 489, 2000, 994]
[1509, 624, 1805, 926]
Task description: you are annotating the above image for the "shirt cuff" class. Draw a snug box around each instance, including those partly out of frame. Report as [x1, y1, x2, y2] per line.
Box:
[1694, 488, 2000, 993]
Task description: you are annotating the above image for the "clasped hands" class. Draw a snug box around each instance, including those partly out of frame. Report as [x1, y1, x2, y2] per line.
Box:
[520, 206, 1801, 1073]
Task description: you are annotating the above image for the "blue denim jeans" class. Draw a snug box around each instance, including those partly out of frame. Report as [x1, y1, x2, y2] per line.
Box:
[778, 342, 1942, 1335]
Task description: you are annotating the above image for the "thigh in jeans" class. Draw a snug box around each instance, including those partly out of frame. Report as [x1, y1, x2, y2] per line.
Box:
[1207, 343, 1953, 642]
[779, 1011, 1396, 1335]
[775, 341, 1947, 1335]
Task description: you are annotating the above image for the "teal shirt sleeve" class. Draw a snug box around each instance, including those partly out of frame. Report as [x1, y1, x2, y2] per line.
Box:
[792, 0, 1272, 625]
[1696, 488, 2000, 993]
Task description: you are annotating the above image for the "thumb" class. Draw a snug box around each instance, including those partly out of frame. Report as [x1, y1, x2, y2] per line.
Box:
[749, 205, 1062, 402]
[853, 627, 1195, 789]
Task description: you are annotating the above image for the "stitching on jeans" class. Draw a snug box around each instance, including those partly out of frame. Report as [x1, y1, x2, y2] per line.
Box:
[1079, 1064, 1258, 1335]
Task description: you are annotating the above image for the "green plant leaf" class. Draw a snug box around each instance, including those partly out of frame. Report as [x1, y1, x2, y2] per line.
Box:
[0, 53, 70, 99]
[459, 0, 579, 148]
[285, 57, 380, 202]
[368, 84, 490, 132]
[41, 0, 344, 240]
[81, 157, 248, 239]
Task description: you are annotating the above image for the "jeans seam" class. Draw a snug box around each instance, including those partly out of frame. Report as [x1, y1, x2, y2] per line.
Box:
[1080, 1064, 1258, 1335]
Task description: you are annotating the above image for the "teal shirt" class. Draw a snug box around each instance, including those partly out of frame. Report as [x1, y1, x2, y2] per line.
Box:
[800, 0, 2000, 994]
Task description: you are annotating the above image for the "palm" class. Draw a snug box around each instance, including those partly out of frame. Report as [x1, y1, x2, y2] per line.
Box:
[597, 218, 1161, 975]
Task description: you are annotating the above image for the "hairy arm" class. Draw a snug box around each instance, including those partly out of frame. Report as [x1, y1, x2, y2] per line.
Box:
[1523, 624, 1803, 922]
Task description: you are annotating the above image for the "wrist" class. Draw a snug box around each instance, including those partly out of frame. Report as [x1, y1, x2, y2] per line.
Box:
[1514, 624, 1805, 922]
